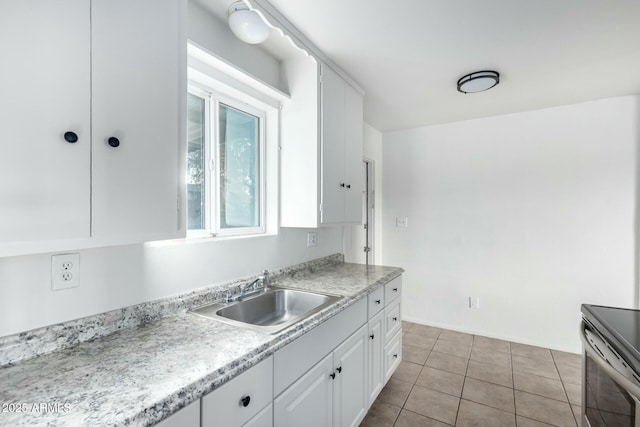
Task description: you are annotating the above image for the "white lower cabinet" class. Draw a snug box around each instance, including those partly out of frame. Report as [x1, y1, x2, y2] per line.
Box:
[201, 356, 273, 427]
[367, 310, 385, 406]
[275, 325, 368, 427]
[332, 325, 368, 427]
[156, 277, 403, 427]
[274, 353, 334, 427]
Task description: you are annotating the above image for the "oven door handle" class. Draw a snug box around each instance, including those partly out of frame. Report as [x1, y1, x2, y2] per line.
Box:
[580, 323, 640, 400]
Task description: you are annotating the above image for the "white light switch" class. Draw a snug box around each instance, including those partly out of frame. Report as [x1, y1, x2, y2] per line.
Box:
[395, 217, 408, 228]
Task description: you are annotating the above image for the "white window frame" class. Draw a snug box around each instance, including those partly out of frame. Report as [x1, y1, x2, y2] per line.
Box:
[184, 42, 285, 241]
[187, 84, 268, 238]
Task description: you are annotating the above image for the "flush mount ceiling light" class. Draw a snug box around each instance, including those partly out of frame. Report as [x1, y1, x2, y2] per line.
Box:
[457, 70, 500, 94]
[228, 1, 271, 44]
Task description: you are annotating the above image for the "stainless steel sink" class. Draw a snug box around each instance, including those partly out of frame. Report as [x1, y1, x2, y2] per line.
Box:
[190, 288, 343, 334]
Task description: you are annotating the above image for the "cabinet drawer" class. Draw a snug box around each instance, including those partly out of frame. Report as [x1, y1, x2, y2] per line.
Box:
[384, 298, 401, 343]
[384, 331, 402, 383]
[367, 286, 384, 318]
[201, 356, 273, 427]
[384, 277, 402, 303]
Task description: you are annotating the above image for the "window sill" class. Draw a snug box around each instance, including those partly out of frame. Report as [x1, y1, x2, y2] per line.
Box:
[146, 231, 277, 248]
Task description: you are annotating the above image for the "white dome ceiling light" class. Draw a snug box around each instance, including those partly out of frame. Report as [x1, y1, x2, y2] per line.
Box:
[228, 1, 271, 45]
[457, 70, 500, 94]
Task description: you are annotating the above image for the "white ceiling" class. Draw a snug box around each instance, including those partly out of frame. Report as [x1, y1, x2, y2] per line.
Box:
[198, 0, 640, 131]
[260, 0, 640, 131]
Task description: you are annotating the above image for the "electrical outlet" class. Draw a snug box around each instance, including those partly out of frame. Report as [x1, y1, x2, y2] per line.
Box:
[306, 232, 317, 247]
[52, 253, 80, 291]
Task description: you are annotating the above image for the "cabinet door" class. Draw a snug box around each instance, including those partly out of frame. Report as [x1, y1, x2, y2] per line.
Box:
[320, 64, 345, 224]
[91, 0, 185, 241]
[0, 0, 91, 243]
[343, 83, 363, 224]
[274, 353, 333, 427]
[367, 311, 385, 406]
[333, 324, 368, 427]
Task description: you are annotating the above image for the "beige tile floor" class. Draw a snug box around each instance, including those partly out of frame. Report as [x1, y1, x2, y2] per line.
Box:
[361, 322, 582, 427]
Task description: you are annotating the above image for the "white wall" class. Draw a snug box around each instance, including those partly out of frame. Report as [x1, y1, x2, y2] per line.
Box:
[344, 123, 383, 265]
[0, 1, 343, 338]
[0, 228, 341, 337]
[382, 96, 639, 353]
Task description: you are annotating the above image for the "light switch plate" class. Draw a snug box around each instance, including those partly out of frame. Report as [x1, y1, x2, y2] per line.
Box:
[395, 217, 408, 228]
[51, 253, 80, 291]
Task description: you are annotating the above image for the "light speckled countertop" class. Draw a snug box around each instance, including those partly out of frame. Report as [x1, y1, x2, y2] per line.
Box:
[0, 261, 402, 426]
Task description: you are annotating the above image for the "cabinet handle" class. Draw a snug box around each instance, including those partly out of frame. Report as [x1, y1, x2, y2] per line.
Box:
[330, 372, 336, 380]
[63, 131, 78, 143]
[393, 317, 398, 321]
[369, 334, 374, 340]
[375, 299, 381, 304]
[393, 288, 398, 292]
[107, 137, 120, 148]
[393, 354, 398, 359]
[336, 366, 342, 373]
[239, 395, 251, 407]
[340, 183, 345, 187]
[346, 184, 351, 189]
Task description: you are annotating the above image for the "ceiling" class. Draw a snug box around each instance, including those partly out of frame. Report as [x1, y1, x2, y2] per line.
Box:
[203, 0, 640, 131]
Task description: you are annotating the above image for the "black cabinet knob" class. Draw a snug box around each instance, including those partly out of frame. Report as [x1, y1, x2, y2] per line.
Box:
[393, 288, 398, 292]
[336, 366, 342, 373]
[393, 354, 398, 359]
[393, 317, 398, 321]
[240, 395, 251, 407]
[330, 372, 336, 380]
[369, 334, 375, 340]
[346, 184, 351, 189]
[108, 137, 120, 148]
[340, 183, 345, 187]
[375, 299, 381, 304]
[64, 131, 78, 143]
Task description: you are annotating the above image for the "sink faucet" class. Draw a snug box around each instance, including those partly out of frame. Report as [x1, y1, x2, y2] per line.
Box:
[237, 269, 270, 300]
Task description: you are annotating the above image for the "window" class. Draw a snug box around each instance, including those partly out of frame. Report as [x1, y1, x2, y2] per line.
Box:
[187, 87, 267, 237]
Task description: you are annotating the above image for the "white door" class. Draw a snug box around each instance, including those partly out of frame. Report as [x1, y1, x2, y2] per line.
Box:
[333, 325, 368, 427]
[91, 0, 184, 241]
[274, 353, 334, 427]
[367, 311, 385, 406]
[0, 0, 91, 243]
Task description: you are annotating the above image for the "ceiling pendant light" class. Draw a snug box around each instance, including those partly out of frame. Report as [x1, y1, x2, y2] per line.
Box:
[228, 1, 271, 45]
[457, 70, 500, 94]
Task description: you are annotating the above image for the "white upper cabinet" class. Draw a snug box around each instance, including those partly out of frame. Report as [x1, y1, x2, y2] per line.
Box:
[91, 0, 185, 241]
[0, 0, 91, 244]
[280, 58, 363, 228]
[0, 0, 186, 256]
[321, 64, 364, 225]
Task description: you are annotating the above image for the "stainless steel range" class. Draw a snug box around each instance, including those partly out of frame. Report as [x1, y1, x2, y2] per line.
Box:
[581, 304, 640, 426]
